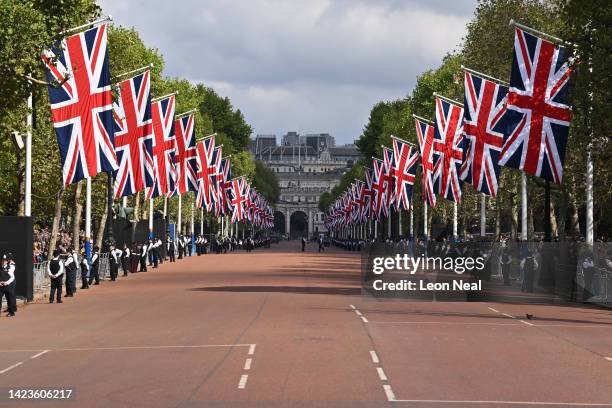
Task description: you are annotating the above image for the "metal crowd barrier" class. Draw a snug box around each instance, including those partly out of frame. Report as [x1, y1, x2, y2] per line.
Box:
[33, 261, 50, 292]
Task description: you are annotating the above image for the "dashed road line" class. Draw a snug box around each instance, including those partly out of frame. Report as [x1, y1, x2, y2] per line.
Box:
[487, 307, 499, 313]
[360, 316, 368, 323]
[605, 357, 612, 362]
[355, 310, 363, 316]
[30, 350, 49, 359]
[243, 358, 252, 370]
[389, 399, 612, 406]
[502, 313, 515, 319]
[370, 350, 379, 364]
[349, 304, 356, 310]
[248, 344, 256, 355]
[0, 344, 255, 353]
[376, 367, 388, 381]
[520, 320, 535, 326]
[237, 374, 249, 389]
[0, 361, 23, 374]
[383, 384, 396, 402]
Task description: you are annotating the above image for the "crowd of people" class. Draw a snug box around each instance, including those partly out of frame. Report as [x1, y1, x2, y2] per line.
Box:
[33, 226, 76, 264]
[1, 233, 274, 317]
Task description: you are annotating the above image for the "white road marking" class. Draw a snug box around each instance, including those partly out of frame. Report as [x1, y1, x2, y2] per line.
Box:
[361, 316, 368, 323]
[369, 350, 379, 364]
[383, 384, 396, 402]
[238, 374, 249, 389]
[248, 344, 256, 355]
[520, 320, 535, 326]
[244, 358, 252, 370]
[355, 310, 363, 316]
[488, 307, 499, 313]
[605, 357, 612, 362]
[377, 367, 388, 381]
[389, 399, 612, 406]
[0, 344, 254, 353]
[349, 304, 356, 310]
[369, 321, 523, 326]
[0, 361, 23, 374]
[502, 313, 515, 319]
[30, 350, 49, 359]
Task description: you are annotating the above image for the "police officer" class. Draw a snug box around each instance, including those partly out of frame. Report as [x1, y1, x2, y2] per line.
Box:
[88, 246, 100, 285]
[80, 250, 90, 289]
[47, 249, 64, 304]
[139, 242, 148, 272]
[121, 244, 130, 276]
[130, 243, 140, 273]
[109, 244, 119, 281]
[64, 248, 78, 297]
[156, 238, 163, 265]
[167, 237, 175, 263]
[177, 235, 184, 259]
[0, 254, 17, 316]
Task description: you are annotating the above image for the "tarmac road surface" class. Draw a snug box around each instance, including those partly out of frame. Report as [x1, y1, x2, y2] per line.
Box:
[1, 241, 611, 407]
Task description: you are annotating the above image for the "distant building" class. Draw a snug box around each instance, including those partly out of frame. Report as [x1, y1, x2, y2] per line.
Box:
[250, 132, 360, 238]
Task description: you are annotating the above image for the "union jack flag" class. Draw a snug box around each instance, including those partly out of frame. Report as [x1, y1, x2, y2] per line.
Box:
[433, 96, 464, 203]
[146, 95, 176, 199]
[460, 72, 507, 197]
[229, 176, 248, 223]
[175, 114, 198, 194]
[209, 146, 223, 216]
[42, 23, 118, 186]
[391, 136, 419, 211]
[219, 157, 232, 215]
[195, 134, 216, 209]
[354, 180, 367, 223]
[382, 147, 395, 208]
[499, 27, 574, 184]
[415, 117, 437, 208]
[362, 168, 374, 221]
[112, 71, 154, 198]
[371, 158, 389, 220]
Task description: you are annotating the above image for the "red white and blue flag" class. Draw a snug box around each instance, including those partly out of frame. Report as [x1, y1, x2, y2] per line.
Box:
[42, 23, 118, 186]
[499, 27, 574, 184]
[174, 114, 198, 194]
[195, 134, 216, 209]
[112, 71, 154, 198]
[382, 147, 396, 208]
[146, 95, 177, 199]
[415, 117, 437, 208]
[371, 158, 389, 220]
[219, 157, 232, 215]
[433, 96, 464, 203]
[460, 72, 507, 197]
[229, 176, 248, 223]
[391, 136, 419, 211]
[209, 146, 223, 216]
[362, 168, 374, 221]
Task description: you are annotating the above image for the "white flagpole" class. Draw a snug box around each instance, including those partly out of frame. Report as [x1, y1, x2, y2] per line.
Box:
[177, 195, 182, 235]
[374, 220, 378, 240]
[409, 202, 414, 236]
[387, 211, 392, 238]
[200, 207, 204, 235]
[453, 202, 458, 239]
[521, 173, 527, 241]
[163, 196, 167, 218]
[148, 199, 154, 239]
[85, 177, 92, 259]
[122, 196, 127, 208]
[480, 194, 486, 238]
[424, 202, 428, 237]
[190, 200, 195, 253]
[25, 92, 32, 217]
[398, 211, 402, 236]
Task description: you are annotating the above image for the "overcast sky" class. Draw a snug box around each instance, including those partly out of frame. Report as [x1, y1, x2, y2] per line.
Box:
[98, 0, 477, 145]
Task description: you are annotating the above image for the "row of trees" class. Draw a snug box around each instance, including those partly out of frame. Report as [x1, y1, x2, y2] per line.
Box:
[320, 0, 611, 240]
[0, 0, 279, 250]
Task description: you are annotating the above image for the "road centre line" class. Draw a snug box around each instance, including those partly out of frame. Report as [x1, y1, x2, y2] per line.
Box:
[361, 316, 368, 323]
[355, 310, 363, 316]
[237, 374, 248, 389]
[349, 304, 356, 310]
[383, 384, 396, 402]
[502, 313, 516, 319]
[244, 358, 252, 370]
[488, 307, 499, 313]
[0, 344, 254, 353]
[30, 350, 49, 359]
[520, 320, 535, 326]
[377, 367, 388, 381]
[0, 362, 23, 374]
[248, 344, 256, 355]
[370, 350, 379, 364]
[605, 357, 612, 362]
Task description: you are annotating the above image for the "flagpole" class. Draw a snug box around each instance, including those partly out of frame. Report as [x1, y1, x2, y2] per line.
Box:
[200, 207, 204, 235]
[521, 173, 527, 241]
[409, 204, 414, 237]
[59, 15, 112, 35]
[152, 91, 179, 103]
[424, 202, 428, 237]
[122, 196, 127, 209]
[177, 195, 182, 236]
[374, 220, 378, 240]
[25, 91, 32, 217]
[148, 199, 154, 239]
[398, 211, 402, 237]
[190, 200, 195, 254]
[480, 194, 486, 238]
[163, 196, 167, 219]
[453, 202, 458, 239]
[387, 212, 392, 238]
[85, 177, 92, 260]
[114, 63, 153, 80]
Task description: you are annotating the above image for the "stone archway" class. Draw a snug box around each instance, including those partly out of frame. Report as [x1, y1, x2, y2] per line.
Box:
[273, 210, 286, 234]
[290, 210, 308, 239]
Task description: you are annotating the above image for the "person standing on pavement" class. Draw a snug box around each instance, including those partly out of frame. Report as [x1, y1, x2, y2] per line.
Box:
[130, 243, 140, 273]
[139, 242, 148, 272]
[109, 244, 120, 281]
[121, 244, 130, 276]
[80, 250, 90, 289]
[88, 247, 100, 286]
[167, 237, 175, 263]
[64, 248, 77, 297]
[47, 249, 64, 304]
[0, 254, 17, 316]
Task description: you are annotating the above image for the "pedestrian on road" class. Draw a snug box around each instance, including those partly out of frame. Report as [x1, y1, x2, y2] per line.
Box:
[318, 236, 325, 252]
[0, 254, 17, 316]
[47, 249, 64, 304]
[301, 236, 307, 252]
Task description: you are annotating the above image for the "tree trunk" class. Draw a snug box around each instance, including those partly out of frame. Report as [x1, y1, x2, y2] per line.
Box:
[72, 180, 83, 250]
[550, 200, 558, 238]
[47, 187, 65, 260]
[557, 191, 568, 241]
[95, 197, 108, 250]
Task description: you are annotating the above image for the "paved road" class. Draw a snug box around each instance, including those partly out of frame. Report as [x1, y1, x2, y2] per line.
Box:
[1, 241, 611, 407]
